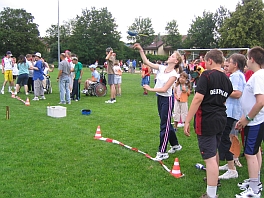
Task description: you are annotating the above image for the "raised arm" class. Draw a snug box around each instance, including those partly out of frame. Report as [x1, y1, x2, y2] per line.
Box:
[133, 43, 159, 70]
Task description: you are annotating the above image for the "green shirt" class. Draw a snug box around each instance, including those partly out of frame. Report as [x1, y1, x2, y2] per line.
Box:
[74, 62, 83, 79]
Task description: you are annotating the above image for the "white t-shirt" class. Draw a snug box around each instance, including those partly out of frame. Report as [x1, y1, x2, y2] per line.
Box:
[2, 57, 13, 70]
[154, 65, 177, 97]
[240, 69, 264, 126]
[12, 63, 19, 75]
[113, 65, 122, 79]
[43, 67, 49, 75]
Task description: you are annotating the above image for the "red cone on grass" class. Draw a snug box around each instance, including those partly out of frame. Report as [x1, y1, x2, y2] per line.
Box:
[11, 92, 15, 98]
[25, 97, 30, 106]
[170, 158, 184, 178]
[94, 126, 102, 139]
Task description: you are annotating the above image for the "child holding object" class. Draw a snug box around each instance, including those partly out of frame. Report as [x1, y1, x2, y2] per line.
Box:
[134, 43, 182, 161]
[184, 49, 233, 198]
[113, 60, 122, 96]
[173, 72, 191, 130]
[141, 63, 150, 95]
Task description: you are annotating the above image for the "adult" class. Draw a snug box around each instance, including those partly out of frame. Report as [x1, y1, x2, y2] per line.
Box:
[1, 51, 14, 94]
[132, 59, 137, 73]
[71, 57, 83, 101]
[105, 47, 116, 104]
[82, 65, 100, 94]
[33, 53, 45, 101]
[235, 47, 264, 198]
[15, 55, 36, 95]
[218, 53, 246, 180]
[57, 53, 72, 104]
[134, 43, 182, 161]
[65, 50, 74, 94]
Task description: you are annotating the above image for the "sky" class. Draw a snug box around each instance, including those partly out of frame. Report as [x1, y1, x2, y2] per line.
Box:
[0, 0, 241, 42]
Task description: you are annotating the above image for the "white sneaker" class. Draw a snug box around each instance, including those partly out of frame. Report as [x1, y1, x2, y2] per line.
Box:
[32, 97, 39, 101]
[82, 89, 87, 94]
[218, 169, 238, 179]
[168, 145, 182, 154]
[112, 99, 116, 103]
[105, 100, 114, 104]
[1, 90, 4, 94]
[234, 159, 243, 167]
[238, 179, 263, 191]
[26, 92, 29, 95]
[219, 164, 229, 171]
[153, 152, 169, 161]
[40, 96, 46, 100]
[177, 123, 184, 127]
[235, 187, 261, 198]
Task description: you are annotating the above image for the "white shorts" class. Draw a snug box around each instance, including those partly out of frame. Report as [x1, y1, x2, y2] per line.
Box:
[114, 76, 122, 84]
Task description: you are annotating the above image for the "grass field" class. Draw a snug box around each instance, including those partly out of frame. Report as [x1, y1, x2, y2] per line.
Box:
[0, 69, 262, 198]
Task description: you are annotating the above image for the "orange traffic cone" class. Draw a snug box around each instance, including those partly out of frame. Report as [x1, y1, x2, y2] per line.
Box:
[25, 97, 30, 106]
[170, 158, 184, 178]
[11, 92, 15, 98]
[94, 126, 102, 139]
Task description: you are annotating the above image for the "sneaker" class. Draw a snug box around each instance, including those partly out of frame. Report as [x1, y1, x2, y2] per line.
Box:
[200, 193, 219, 198]
[43, 88, 47, 92]
[105, 100, 114, 104]
[235, 187, 261, 198]
[58, 102, 66, 104]
[75, 99, 79, 102]
[1, 90, 4, 94]
[82, 89, 87, 94]
[219, 164, 229, 171]
[40, 96, 46, 100]
[218, 169, 238, 179]
[234, 159, 243, 167]
[177, 123, 184, 127]
[25, 92, 29, 95]
[238, 179, 262, 191]
[112, 99, 116, 103]
[168, 144, 182, 154]
[153, 152, 169, 161]
[32, 97, 39, 101]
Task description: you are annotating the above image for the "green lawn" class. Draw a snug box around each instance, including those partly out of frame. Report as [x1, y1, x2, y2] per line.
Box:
[0, 69, 262, 198]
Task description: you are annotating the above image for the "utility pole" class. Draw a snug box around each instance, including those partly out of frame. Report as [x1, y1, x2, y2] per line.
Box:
[58, 0, 60, 65]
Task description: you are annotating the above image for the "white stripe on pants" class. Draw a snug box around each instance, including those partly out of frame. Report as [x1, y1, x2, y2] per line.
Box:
[173, 100, 188, 122]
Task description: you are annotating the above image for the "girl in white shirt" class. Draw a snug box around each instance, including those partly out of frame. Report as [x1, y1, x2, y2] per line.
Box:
[134, 43, 182, 161]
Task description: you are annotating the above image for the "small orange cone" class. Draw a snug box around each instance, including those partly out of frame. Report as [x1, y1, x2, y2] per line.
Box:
[25, 97, 30, 106]
[94, 126, 102, 139]
[170, 158, 184, 178]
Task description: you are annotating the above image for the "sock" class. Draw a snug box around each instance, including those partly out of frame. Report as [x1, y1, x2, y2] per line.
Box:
[113, 98, 116, 100]
[258, 171, 261, 183]
[206, 185, 217, 198]
[249, 178, 259, 193]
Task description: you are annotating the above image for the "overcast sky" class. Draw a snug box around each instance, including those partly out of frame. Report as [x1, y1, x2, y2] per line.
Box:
[0, 0, 241, 41]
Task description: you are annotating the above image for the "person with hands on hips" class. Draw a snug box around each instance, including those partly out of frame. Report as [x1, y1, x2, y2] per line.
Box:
[234, 47, 264, 198]
[133, 43, 182, 161]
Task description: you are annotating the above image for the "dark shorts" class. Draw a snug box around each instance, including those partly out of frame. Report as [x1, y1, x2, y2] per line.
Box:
[197, 132, 222, 160]
[108, 74, 115, 85]
[244, 122, 264, 155]
[17, 73, 29, 86]
[13, 75, 17, 80]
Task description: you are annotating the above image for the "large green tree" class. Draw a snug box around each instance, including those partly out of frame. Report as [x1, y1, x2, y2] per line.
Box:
[183, 11, 216, 49]
[127, 17, 155, 47]
[0, 7, 45, 57]
[219, 0, 264, 48]
[70, 7, 121, 64]
[214, 6, 230, 46]
[163, 20, 182, 50]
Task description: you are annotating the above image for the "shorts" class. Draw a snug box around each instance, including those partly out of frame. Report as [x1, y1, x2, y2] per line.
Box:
[230, 120, 239, 136]
[141, 76, 150, 86]
[244, 122, 264, 155]
[114, 76, 121, 84]
[17, 73, 29, 86]
[108, 74, 115, 85]
[197, 132, 222, 160]
[4, 70, 13, 81]
[13, 75, 17, 80]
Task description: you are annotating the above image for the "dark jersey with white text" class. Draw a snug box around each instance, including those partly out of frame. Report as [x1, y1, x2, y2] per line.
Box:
[195, 70, 233, 136]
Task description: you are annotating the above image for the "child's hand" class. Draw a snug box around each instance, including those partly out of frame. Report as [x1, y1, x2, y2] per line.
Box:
[143, 85, 150, 90]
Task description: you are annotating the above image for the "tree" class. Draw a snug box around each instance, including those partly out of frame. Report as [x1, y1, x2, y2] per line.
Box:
[0, 7, 45, 57]
[183, 11, 216, 49]
[214, 6, 230, 46]
[219, 0, 264, 48]
[69, 7, 121, 64]
[163, 20, 182, 50]
[127, 17, 155, 47]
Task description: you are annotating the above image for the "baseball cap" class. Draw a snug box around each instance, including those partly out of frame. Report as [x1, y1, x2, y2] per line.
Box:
[6, 51, 12, 56]
[89, 64, 97, 69]
[35, 52, 41, 58]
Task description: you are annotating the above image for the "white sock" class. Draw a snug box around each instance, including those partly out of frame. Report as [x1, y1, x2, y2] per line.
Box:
[1, 86, 4, 91]
[258, 171, 261, 183]
[249, 178, 259, 194]
[206, 185, 217, 198]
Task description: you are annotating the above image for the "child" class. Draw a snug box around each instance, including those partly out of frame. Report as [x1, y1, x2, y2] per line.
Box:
[141, 63, 150, 95]
[184, 49, 233, 198]
[218, 53, 246, 180]
[235, 46, 264, 198]
[173, 72, 191, 130]
[12, 57, 19, 81]
[43, 62, 54, 93]
[113, 60, 122, 96]
[134, 43, 182, 161]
